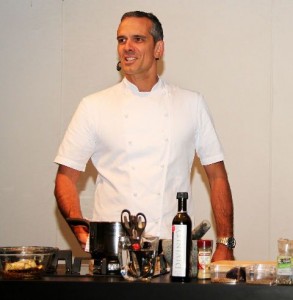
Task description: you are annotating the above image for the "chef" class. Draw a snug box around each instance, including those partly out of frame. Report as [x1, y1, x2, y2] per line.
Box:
[54, 10, 235, 262]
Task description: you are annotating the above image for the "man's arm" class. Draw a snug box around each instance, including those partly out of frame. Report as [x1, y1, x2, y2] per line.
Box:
[54, 164, 88, 249]
[203, 161, 235, 262]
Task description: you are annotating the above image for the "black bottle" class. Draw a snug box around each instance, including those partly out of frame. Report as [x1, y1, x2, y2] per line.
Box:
[171, 192, 192, 282]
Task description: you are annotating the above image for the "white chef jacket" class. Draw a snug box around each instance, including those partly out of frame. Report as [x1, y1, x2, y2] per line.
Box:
[54, 77, 224, 239]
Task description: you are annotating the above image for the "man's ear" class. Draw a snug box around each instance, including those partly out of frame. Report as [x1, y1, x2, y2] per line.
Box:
[154, 40, 164, 60]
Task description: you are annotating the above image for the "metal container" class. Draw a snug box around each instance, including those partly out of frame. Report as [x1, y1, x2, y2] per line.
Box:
[66, 218, 125, 275]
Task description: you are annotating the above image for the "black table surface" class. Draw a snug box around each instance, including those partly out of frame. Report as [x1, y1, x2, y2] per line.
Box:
[1, 273, 293, 300]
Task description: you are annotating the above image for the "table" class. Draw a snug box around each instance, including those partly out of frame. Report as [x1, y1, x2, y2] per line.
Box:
[1, 273, 293, 300]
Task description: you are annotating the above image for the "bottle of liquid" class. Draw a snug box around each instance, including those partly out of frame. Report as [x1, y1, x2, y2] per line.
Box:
[276, 238, 292, 285]
[171, 192, 192, 282]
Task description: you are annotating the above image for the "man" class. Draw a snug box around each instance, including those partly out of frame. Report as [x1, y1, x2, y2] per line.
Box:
[54, 11, 235, 261]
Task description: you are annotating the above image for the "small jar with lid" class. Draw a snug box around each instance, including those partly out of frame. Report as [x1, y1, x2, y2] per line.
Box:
[197, 239, 213, 279]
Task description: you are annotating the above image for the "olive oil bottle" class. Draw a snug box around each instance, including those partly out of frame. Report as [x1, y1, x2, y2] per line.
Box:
[171, 192, 192, 282]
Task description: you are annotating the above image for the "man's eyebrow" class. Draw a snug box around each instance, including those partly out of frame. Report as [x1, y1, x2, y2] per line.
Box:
[116, 34, 147, 40]
[132, 34, 147, 39]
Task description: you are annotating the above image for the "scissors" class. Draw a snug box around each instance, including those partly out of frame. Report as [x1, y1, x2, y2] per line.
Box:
[120, 209, 147, 241]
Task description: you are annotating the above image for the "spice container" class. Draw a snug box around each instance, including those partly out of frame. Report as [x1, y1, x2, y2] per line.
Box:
[276, 238, 293, 285]
[197, 239, 213, 279]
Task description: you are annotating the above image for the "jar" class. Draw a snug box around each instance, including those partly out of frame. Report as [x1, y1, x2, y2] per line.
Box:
[197, 239, 213, 279]
[276, 238, 293, 285]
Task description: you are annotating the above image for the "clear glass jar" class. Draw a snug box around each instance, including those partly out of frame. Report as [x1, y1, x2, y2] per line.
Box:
[276, 238, 293, 285]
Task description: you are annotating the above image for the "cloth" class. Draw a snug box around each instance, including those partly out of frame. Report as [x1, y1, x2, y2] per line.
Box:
[54, 77, 224, 239]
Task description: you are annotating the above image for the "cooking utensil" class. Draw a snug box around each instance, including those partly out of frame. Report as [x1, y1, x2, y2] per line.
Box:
[0, 246, 58, 279]
[118, 235, 159, 281]
[66, 218, 125, 259]
[192, 219, 211, 240]
[120, 209, 147, 241]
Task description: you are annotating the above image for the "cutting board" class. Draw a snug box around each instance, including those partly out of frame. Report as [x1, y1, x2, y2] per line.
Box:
[211, 260, 276, 267]
[211, 260, 276, 273]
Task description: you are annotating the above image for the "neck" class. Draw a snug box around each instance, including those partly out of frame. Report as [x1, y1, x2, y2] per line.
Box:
[125, 74, 159, 92]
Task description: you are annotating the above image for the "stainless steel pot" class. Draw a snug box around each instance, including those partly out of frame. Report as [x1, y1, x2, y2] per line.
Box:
[66, 218, 125, 259]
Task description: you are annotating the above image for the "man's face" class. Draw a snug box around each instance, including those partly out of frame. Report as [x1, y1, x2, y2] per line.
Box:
[117, 17, 162, 79]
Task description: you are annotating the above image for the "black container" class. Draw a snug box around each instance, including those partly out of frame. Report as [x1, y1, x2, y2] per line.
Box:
[66, 218, 125, 275]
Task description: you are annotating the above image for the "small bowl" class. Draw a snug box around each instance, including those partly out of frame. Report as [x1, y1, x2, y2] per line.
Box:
[245, 264, 276, 285]
[210, 263, 244, 284]
[0, 246, 59, 279]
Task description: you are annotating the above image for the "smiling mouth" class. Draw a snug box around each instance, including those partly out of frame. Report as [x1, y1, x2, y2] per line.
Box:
[125, 57, 136, 62]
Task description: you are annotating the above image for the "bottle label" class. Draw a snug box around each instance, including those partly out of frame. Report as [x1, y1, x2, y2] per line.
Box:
[171, 224, 187, 276]
[197, 251, 212, 279]
[277, 256, 292, 275]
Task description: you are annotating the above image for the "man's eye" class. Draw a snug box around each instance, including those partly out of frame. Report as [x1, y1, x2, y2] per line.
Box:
[117, 38, 126, 44]
[134, 37, 145, 42]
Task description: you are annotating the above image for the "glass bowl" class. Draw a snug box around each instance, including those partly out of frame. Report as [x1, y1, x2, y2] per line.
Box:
[0, 246, 59, 279]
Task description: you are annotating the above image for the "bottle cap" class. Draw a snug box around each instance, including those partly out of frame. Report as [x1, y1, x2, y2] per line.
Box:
[177, 192, 188, 199]
[197, 239, 213, 248]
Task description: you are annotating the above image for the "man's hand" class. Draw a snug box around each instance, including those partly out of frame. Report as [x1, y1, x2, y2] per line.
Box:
[71, 225, 89, 250]
[211, 243, 235, 262]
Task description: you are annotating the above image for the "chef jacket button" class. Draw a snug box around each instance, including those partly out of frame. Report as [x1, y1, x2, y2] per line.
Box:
[164, 113, 168, 117]
[124, 114, 128, 118]
[164, 138, 169, 142]
[160, 164, 164, 169]
[133, 193, 137, 197]
[128, 141, 132, 145]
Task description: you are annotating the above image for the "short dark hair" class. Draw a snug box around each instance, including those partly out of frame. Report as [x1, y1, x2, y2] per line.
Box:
[121, 11, 164, 43]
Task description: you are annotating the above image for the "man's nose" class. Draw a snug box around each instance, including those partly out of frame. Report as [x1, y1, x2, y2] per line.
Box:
[124, 39, 134, 51]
